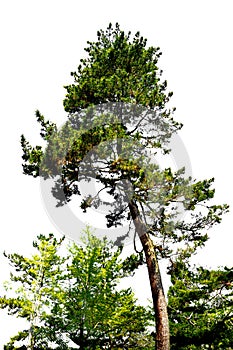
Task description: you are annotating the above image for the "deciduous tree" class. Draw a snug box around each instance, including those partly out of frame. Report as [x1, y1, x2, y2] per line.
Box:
[1, 234, 65, 349]
[1, 228, 154, 349]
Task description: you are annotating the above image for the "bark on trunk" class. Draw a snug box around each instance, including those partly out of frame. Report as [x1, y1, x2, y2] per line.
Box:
[129, 201, 170, 350]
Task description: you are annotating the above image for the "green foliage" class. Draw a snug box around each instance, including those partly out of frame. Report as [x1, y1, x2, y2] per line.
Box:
[20, 22, 180, 182]
[19, 23, 230, 348]
[1, 234, 66, 349]
[168, 260, 233, 349]
[20, 135, 43, 177]
[20, 23, 228, 264]
[63, 23, 172, 112]
[35, 110, 57, 141]
[1, 228, 154, 349]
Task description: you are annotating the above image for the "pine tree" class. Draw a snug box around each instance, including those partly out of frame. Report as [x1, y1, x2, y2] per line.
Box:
[168, 260, 233, 349]
[20, 23, 229, 349]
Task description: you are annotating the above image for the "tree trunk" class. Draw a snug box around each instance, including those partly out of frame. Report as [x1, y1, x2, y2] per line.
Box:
[128, 201, 170, 350]
[28, 324, 34, 350]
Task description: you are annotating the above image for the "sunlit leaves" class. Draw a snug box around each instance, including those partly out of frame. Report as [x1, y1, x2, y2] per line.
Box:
[1, 229, 154, 349]
[0, 234, 66, 348]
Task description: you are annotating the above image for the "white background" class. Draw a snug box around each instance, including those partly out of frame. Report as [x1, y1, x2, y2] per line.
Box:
[0, 0, 233, 347]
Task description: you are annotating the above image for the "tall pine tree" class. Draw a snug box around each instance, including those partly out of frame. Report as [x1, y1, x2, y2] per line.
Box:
[21, 24, 228, 349]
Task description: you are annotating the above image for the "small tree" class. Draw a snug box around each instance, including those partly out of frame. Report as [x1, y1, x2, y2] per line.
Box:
[49, 228, 154, 349]
[168, 260, 233, 350]
[20, 24, 229, 349]
[0, 234, 65, 349]
[1, 228, 154, 349]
